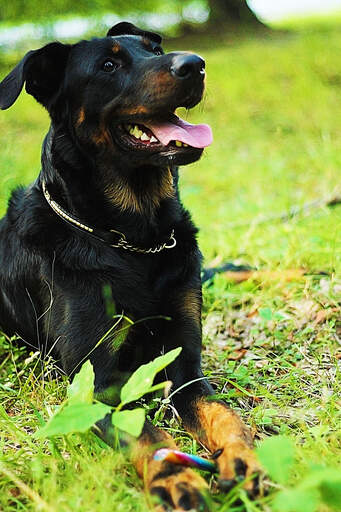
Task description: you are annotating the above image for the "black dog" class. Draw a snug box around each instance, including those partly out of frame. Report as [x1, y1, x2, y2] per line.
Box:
[0, 22, 260, 510]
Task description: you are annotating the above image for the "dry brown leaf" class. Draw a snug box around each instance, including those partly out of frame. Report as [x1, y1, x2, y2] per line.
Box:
[207, 255, 224, 268]
[314, 309, 330, 324]
[222, 268, 305, 283]
[9, 487, 21, 498]
[225, 349, 248, 360]
[314, 307, 339, 325]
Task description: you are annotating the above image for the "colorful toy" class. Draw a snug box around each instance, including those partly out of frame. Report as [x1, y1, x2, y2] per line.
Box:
[153, 448, 217, 473]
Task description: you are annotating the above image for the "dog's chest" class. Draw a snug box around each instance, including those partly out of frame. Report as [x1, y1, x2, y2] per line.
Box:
[103, 250, 187, 318]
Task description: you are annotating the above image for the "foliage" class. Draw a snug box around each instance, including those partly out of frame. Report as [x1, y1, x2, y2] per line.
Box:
[257, 437, 341, 511]
[0, 0, 184, 23]
[0, 0, 261, 28]
[119, 349, 182, 406]
[35, 349, 181, 440]
[257, 436, 295, 485]
[36, 402, 112, 437]
[0, 0, 151, 22]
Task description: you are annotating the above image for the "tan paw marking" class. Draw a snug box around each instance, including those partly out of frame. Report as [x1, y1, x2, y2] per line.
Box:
[194, 400, 263, 497]
[215, 442, 262, 497]
[150, 465, 208, 511]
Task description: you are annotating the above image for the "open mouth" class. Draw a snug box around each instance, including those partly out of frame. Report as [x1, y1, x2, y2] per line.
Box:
[115, 115, 213, 153]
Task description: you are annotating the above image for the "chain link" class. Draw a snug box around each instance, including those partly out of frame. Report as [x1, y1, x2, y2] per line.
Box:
[110, 229, 177, 253]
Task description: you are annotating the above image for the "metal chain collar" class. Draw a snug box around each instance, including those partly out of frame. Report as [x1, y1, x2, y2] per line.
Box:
[42, 181, 177, 254]
[109, 228, 176, 253]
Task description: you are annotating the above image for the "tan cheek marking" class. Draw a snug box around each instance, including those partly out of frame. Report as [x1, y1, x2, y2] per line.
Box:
[142, 70, 176, 101]
[105, 179, 142, 213]
[117, 105, 149, 116]
[116, 72, 176, 118]
[105, 168, 174, 214]
[92, 129, 111, 146]
[158, 168, 174, 201]
[76, 107, 85, 127]
[149, 70, 174, 88]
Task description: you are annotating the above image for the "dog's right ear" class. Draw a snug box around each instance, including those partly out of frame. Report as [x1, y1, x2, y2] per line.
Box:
[0, 42, 71, 110]
[107, 22, 162, 44]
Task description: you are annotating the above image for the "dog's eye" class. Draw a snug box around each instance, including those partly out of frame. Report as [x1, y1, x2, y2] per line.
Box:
[102, 60, 119, 72]
[153, 47, 163, 56]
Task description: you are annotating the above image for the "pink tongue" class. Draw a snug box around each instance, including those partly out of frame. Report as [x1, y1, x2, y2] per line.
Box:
[146, 117, 213, 148]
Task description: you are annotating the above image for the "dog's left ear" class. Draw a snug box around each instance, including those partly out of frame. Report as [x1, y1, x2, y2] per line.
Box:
[107, 21, 162, 44]
[0, 42, 71, 110]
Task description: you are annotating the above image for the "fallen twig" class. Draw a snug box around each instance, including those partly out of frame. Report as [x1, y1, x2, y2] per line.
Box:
[225, 193, 341, 229]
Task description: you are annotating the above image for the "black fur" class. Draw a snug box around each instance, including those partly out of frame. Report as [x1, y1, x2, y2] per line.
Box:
[0, 23, 215, 447]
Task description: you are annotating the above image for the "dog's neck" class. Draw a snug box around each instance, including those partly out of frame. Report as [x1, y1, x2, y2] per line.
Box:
[39, 125, 183, 244]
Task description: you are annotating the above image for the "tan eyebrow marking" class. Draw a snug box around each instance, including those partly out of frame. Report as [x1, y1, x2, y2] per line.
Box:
[142, 37, 152, 49]
[112, 42, 121, 53]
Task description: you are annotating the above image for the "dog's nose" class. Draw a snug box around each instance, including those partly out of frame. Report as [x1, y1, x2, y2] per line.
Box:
[170, 53, 205, 80]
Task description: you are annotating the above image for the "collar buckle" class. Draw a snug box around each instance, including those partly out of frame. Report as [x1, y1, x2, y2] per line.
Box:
[109, 229, 126, 248]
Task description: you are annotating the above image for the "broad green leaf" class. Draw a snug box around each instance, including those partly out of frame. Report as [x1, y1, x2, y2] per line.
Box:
[36, 402, 111, 438]
[320, 479, 341, 509]
[120, 347, 182, 406]
[257, 435, 294, 484]
[273, 489, 319, 512]
[67, 360, 95, 405]
[288, 466, 341, 509]
[112, 408, 145, 437]
[301, 466, 341, 490]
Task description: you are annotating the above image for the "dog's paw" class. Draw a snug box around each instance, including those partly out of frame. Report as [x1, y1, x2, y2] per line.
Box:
[214, 442, 262, 498]
[150, 467, 209, 511]
[191, 399, 263, 498]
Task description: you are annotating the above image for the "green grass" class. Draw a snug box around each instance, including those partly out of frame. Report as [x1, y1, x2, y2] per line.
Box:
[0, 18, 340, 512]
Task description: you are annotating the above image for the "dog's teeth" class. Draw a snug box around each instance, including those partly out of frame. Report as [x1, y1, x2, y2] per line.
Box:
[140, 132, 150, 141]
[150, 136, 158, 143]
[183, 143, 188, 147]
[135, 125, 143, 135]
[175, 140, 183, 147]
[136, 129, 143, 139]
[130, 125, 142, 139]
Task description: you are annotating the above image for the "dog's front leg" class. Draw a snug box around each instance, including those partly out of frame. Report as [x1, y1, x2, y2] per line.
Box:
[165, 285, 262, 498]
[178, 396, 261, 497]
[132, 421, 209, 511]
[96, 415, 208, 511]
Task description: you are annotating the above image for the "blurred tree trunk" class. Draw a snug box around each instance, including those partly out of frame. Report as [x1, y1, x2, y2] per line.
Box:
[207, 0, 265, 28]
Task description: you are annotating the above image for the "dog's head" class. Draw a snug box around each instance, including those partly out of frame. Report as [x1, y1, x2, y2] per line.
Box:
[0, 22, 212, 168]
